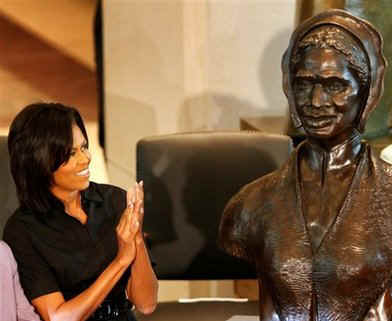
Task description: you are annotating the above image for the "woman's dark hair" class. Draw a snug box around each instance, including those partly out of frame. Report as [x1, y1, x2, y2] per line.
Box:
[8, 103, 88, 214]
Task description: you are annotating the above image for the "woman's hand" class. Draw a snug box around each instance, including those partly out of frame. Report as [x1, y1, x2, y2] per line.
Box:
[134, 182, 145, 244]
[115, 184, 142, 266]
[125, 181, 158, 315]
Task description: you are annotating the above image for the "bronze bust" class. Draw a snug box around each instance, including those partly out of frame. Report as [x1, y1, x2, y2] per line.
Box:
[219, 9, 392, 321]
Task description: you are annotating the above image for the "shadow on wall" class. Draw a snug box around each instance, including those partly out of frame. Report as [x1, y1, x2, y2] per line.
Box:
[177, 28, 293, 132]
[178, 92, 261, 131]
[104, 93, 158, 188]
[258, 28, 292, 116]
[105, 94, 158, 155]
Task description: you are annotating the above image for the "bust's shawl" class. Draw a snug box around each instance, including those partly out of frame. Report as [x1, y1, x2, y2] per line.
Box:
[219, 143, 392, 321]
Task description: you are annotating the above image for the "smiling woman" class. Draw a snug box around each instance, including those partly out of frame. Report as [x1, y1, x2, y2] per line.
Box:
[51, 125, 91, 224]
[4, 103, 158, 321]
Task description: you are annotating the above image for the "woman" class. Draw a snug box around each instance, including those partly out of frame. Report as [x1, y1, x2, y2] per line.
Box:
[0, 241, 40, 321]
[4, 103, 158, 321]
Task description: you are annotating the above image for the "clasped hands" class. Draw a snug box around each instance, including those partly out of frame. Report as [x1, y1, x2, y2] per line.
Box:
[115, 181, 144, 266]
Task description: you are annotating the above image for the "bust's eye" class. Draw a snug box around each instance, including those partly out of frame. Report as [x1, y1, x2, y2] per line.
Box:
[325, 80, 346, 93]
[294, 79, 312, 92]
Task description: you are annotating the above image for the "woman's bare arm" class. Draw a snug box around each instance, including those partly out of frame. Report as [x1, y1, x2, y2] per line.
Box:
[126, 182, 158, 315]
[32, 190, 140, 321]
[127, 236, 158, 314]
[32, 258, 129, 321]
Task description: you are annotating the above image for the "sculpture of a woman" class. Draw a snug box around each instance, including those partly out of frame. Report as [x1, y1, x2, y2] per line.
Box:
[219, 9, 391, 321]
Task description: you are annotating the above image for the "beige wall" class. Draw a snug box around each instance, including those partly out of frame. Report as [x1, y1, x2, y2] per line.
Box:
[0, 0, 97, 69]
[0, 0, 98, 122]
[0, 1, 107, 182]
[104, 0, 295, 301]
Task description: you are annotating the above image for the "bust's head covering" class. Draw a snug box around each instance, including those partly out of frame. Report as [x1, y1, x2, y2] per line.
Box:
[282, 9, 387, 133]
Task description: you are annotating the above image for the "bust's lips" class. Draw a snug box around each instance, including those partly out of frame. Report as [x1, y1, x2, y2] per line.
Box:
[302, 115, 336, 128]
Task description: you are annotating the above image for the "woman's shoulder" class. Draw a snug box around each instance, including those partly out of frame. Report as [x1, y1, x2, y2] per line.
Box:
[87, 181, 126, 198]
[0, 241, 12, 257]
[86, 181, 127, 213]
[4, 207, 34, 231]
[3, 208, 37, 251]
[0, 241, 17, 271]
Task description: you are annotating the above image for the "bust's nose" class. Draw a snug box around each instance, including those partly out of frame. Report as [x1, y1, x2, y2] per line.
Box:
[311, 83, 329, 108]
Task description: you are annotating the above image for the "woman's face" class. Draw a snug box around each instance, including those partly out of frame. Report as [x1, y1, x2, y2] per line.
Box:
[51, 125, 91, 197]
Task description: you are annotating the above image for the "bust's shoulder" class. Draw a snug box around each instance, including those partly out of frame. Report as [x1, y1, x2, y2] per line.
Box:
[366, 145, 392, 180]
[234, 171, 280, 204]
[218, 168, 288, 260]
[218, 153, 295, 259]
[230, 157, 293, 211]
[220, 157, 292, 229]
[376, 143, 392, 163]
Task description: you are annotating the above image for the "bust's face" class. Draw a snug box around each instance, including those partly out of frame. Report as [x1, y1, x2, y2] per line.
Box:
[293, 47, 362, 143]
